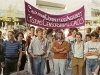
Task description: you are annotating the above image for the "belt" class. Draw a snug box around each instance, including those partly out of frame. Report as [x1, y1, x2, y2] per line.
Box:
[5, 57, 18, 60]
[74, 57, 84, 59]
[34, 54, 45, 56]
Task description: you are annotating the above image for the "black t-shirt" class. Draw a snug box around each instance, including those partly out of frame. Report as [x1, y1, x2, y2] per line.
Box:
[21, 40, 26, 51]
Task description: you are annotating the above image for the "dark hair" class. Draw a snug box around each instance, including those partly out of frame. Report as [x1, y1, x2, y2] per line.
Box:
[13, 30, 19, 34]
[29, 26, 35, 30]
[15, 32, 24, 39]
[47, 29, 53, 35]
[87, 28, 91, 32]
[36, 28, 43, 33]
[71, 28, 78, 32]
[91, 31, 99, 39]
[0, 31, 2, 33]
[57, 30, 63, 35]
[98, 26, 100, 30]
[8, 31, 15, 35]
[86, 34, 91, 38]
[75, 32, 82, 38]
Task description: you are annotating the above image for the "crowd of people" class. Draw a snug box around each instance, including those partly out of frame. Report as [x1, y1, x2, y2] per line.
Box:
[0, 26, 100, 75]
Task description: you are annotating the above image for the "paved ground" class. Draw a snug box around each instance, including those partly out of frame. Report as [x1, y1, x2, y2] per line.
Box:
[1, 56, 72, 75]
[24, 57, 72, 75]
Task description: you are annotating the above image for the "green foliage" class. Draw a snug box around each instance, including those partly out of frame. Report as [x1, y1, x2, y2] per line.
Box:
[1, 5, 19, 22]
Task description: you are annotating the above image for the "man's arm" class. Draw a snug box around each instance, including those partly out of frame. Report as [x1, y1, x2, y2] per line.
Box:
[29, 52, 38, 58]
[54, 47, 65, 52]
[18, 42, 22, 67]
[86, 50, 99, 56]
[59, 41, 70, 53]
[26, 36, 28, 46]
[84, 42, 90, 56]
[28, 40, 38, 58]
[44, 40, 50, 58]
[18, 49, 22, 61]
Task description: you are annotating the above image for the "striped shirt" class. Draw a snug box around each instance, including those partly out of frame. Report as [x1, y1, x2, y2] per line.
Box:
[28, 37, 50, 55]
[2, 40, 21, 57]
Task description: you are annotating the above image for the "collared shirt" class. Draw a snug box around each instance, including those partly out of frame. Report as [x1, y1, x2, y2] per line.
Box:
[2, 40, 22, 57]
[72, 41, 84, 58]
[84, 41, 100, 59]
[28, 37, 50, 55]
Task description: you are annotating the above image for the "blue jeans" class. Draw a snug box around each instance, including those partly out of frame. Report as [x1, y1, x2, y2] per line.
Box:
[33, 56, 46, 75]
[4, 58, 18, 75]
[86, 59, 98, 75]
[66, 51, 73, 75]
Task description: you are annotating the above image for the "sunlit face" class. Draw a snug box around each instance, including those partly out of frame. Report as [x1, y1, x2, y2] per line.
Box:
[68, 29, 71, 33]
[86, 29, 90, 33]
[8, 32, 14, 40]
[91, 36, 97, 41]
[96, 27, 99, 33]
[37, 31, 43, 37]
[76, 35, 82, 42]
[43, 29, 47, 35]
[17, 34, 23, 41]
[30, 28, 35, 34]
[86, 36, 91, 41]
[57, 33, 63, 40]
[72, 30, 77, 37]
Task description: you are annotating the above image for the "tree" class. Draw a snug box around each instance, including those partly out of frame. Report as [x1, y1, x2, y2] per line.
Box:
[1, 5, 19, 22]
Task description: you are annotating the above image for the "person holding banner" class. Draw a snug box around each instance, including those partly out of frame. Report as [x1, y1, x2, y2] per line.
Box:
[28, 28, 50, 75]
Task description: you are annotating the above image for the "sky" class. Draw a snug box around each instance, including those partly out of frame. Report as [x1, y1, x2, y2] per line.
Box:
[0, 0, 100, 11]
[0, 0, 36, 11]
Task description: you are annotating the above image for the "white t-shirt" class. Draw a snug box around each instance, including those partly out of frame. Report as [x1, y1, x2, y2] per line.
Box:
[65, 36, 75, 44]
[84, 41, 100, 59]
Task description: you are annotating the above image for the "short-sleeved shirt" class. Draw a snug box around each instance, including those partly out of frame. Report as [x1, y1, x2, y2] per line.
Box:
[3, 40, 22, 57]
[84, 41, 100, 59]
[28, 37, 50, 55]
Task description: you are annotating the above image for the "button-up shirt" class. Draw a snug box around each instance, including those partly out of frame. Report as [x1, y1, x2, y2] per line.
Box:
[72, 41, 84, 58]
[28, 37, 50, 55]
